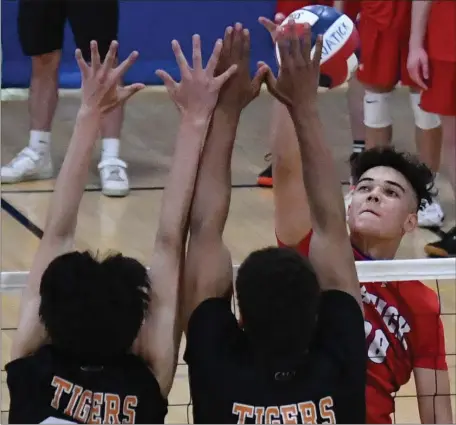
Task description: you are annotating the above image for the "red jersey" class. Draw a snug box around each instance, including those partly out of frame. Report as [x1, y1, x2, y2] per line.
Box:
[426, 0, 456, 62]
[359, 0, 411, 32]
[277, 231, 448, 424]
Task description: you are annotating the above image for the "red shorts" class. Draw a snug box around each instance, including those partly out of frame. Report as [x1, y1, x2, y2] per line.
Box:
[356, 19, 417, 89]
[421, 60, 456, 116]
[276, 0, 360, 22]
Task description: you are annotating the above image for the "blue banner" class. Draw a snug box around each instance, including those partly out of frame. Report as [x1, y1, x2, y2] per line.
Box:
[1, 0, 279, 88]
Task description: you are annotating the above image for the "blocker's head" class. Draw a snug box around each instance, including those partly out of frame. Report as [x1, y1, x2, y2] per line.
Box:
[347, 147, 435, 240]
[236, 247, 320, 363]
[39, 251, 150, 362]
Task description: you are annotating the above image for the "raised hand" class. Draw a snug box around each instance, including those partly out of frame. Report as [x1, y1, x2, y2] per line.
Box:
[216, 23, 269, 112]
[76, 40, 145, 114]
[263, 21, 323, 110]
[258, 13, 286, 43]
[156, 35, 238, 118]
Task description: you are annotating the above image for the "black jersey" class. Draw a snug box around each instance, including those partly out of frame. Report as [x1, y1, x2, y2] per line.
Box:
[185, 290, 366, 424]
[6, 345, 167, 424]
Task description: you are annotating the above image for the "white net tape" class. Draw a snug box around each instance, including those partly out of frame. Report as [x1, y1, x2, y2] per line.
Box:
[1, 258, 455, 290]
[1, 258, 455, 424]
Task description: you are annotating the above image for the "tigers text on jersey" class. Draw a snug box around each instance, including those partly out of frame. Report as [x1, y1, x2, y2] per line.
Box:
[278, 230, 448, 424]
[6, 345, 168, 424]
[184, 291, 366, 424]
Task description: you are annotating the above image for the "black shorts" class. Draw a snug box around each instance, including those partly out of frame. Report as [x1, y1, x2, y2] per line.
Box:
[18, 0, 119, 61]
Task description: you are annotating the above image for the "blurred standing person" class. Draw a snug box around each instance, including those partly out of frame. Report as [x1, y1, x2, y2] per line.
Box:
[408, 0, 456, 257]
[1, 0, 130, 197]
[355, 0, 444, 228]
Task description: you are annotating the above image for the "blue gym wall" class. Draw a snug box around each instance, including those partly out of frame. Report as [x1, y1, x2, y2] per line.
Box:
[1, 0, 279, 88]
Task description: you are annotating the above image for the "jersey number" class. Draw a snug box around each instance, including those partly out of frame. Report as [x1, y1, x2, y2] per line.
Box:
[364, 321, 390, 364]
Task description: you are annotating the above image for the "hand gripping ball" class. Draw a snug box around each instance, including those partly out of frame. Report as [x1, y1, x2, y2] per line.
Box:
[275, 5, 360, 89]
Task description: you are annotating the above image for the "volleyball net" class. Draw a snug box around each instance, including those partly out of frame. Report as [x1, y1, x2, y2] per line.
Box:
[1, 257, 456, 424]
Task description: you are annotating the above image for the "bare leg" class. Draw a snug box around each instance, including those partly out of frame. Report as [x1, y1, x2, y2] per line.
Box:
[1, 51, 60, 183]
[407, 88, 444, 227]
[98, 75, 129, 197]
[410, 88, 442, 173]
[415, 125, 442, 173]
[440, 115, 456, 194]
[29, 51, 61, 132]
[424, 115, 456, 257]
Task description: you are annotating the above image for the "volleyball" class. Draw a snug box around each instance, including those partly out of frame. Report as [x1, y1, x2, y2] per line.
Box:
[275, 5, 360, 89]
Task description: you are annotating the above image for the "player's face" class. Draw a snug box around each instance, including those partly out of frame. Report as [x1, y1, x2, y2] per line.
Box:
[347, 166, 418, 239]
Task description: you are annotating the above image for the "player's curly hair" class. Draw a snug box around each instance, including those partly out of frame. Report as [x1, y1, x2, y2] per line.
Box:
[350, 147, 436, 211]
[39, 250, 150, 362]
[236, 246, 320, 373]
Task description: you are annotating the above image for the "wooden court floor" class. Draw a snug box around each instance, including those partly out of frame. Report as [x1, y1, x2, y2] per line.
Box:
[1, 88, 456, 423]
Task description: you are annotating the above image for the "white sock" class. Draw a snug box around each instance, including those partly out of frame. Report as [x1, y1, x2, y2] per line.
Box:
[101, 138, 120, 160]
[29, 130, 51, 153]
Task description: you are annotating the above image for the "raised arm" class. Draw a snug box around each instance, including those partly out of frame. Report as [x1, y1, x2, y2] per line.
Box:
[180, 24, 267, 332]
[133, 35, 237, 397]
[264, 22, 361, 306]
[11, 41, 143, 361]
[259, 15, 312, 247]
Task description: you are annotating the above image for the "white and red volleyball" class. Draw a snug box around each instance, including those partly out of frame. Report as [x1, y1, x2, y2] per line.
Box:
[275, 5, 360, 89]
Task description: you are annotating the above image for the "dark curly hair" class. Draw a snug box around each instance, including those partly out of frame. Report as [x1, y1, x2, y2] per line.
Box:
[39, 251, 150, 363]
[350, 147, 436, 211]
[236, 246, 320, 369]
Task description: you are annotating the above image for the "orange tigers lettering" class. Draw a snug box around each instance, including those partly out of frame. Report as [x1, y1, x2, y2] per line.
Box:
[50, 376, 138, 424]
[232, 397, 335, 424]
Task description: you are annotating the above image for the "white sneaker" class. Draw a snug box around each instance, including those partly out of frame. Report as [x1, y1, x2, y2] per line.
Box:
[98, 157, 130, 197]
[418, 199, 444, 228]
[1, 147, 53, 183]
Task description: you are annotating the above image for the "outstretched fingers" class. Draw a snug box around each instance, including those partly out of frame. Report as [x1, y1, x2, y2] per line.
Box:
[213, 64, 238, 89]
[274, 13, 286, 24]
[263, 66, 291, 107]
[258, 16, 277, 34]
[192, 34, 203, 71]
[155, 69, 178, 93]
[205, 38, 224, 76]
[90, 40, 102, 72]
[218, 26, 233, 71]
[276, 31, 291, 69]
[100, 41, 119, 79]
[288, 20, 301, 61]
[112, 50, 140, 82]
[117, 83, 146, 103]
[75, 49, 90, 79]
[298, 24, 312, 63]
[232, 23, 244, 61]
[172, 40, 192, 80]
[250, 62, 269, 97]
[241, 28, 251, 63]
[312, 34, 324, 67]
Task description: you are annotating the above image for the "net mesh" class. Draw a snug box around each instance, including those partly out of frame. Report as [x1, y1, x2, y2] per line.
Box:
[1, 259, 455, 424]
